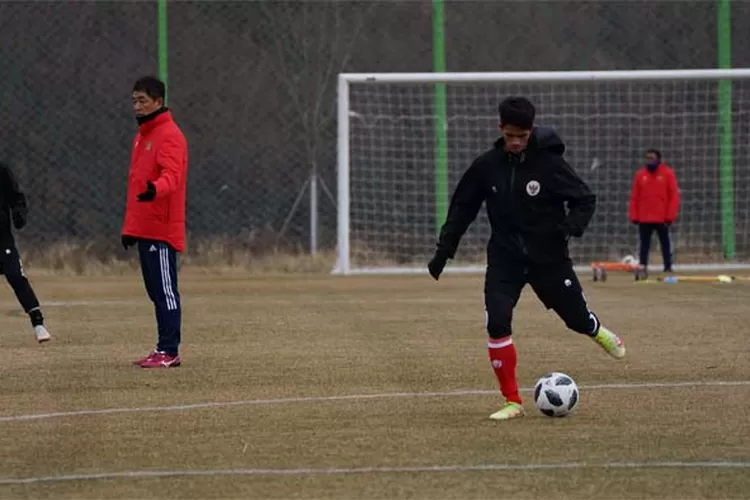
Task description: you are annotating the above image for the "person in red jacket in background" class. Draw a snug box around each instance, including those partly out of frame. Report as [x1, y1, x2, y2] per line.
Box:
[122, 76, 188, 368]
[629, 149, 680, 274]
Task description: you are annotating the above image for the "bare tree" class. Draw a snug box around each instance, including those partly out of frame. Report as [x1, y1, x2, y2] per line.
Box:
[255, 2, 376, 250]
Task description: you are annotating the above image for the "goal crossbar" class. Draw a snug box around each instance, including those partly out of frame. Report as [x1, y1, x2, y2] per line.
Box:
[340, 69, 750, 85]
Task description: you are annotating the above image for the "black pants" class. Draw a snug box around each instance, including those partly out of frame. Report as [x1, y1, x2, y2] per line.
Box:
[638, 223, 672, 271]
[0, 243, 43, 325]
[138, 239, 181, 356]
[484, 259, 599, 339]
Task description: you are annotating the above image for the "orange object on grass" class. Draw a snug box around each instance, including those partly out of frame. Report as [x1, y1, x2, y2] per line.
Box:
[591, 262, 644, 272]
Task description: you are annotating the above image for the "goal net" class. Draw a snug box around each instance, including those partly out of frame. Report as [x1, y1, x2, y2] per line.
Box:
[334, 70, 750, 275]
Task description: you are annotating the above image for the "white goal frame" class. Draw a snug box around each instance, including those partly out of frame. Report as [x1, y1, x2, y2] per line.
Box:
[334, 69, 750, 276]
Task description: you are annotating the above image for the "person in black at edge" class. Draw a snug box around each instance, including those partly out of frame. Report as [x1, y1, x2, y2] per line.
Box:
[427, 97, 625, 421]
[0, 161, 51, 343]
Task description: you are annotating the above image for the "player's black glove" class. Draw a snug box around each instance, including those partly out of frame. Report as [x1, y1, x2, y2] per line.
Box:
[428, 248, 450, 281]
[121, 235, 137, 249]
[136, 181, 156, 202]
[11, 210, 27, 230]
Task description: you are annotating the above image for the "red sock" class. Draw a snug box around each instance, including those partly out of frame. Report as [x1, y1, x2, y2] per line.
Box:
[488, 337, 521, 404]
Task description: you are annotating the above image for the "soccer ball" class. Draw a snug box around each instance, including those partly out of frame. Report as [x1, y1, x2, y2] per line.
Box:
[533, 372, 579, 417]
[621, 254, 637, 266]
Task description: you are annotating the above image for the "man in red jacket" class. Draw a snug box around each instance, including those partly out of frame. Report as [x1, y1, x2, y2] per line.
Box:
[122, 76, 188, 368]
[629, 149, 680, 274]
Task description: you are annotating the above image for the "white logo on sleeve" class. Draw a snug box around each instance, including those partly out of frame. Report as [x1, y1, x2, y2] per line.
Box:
[526, 180, 541, 196]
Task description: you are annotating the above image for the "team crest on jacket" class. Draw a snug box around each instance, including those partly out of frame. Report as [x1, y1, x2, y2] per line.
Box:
[526, 180, 541, 196]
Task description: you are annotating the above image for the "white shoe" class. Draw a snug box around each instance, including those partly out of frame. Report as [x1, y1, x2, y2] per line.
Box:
[34, 325, 51, 343]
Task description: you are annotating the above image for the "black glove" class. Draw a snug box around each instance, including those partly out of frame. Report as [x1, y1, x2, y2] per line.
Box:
[631, 220, 639, 225]
[121, 235, 137, 249]
[11, 210, 27, 230]
[136, 181, 156, 202]
[428, 248, 450, 281]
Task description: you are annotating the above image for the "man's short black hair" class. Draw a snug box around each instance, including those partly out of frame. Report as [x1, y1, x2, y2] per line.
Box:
[499, 96, 535, 129]
[646, 148, 662, 161]
[132, 76, 166, 101]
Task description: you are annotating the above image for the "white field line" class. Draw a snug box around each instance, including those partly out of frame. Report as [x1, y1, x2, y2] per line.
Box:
[1, 380, 748, 424]
[0, 461, 748, 485]
[3, 292, 744, 310]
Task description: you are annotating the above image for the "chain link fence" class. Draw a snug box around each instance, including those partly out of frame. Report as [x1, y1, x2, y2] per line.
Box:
[1, 1, 749, 270]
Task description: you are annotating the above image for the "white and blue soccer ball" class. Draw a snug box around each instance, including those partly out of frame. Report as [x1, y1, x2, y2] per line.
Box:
[533, 372, 579, 417]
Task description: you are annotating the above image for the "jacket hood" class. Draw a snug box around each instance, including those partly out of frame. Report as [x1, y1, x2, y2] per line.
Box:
[531, 127, 565, 155]
[494, 126, 566, 156]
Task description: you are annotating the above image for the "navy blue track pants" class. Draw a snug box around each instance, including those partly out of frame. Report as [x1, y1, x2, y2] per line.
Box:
[138, 239, 181, 356]
[638, 223, 673, 271]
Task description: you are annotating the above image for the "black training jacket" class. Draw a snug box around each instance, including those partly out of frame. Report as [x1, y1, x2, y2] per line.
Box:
[0, 162, 27, 244]
[436, 127, 596, 266]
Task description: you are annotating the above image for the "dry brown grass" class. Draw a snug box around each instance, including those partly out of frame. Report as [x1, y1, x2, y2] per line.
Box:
[19, 239, 337, 276]
[0, 272, 748, 498]
[15, 236, 744, 278]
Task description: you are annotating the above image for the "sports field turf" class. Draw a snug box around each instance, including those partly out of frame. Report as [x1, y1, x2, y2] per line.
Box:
[0, 271, 748, 499]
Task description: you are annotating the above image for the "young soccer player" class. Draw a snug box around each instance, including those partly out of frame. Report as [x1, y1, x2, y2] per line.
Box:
[427, 97, 625, 421]
[0, 161, 51, 343]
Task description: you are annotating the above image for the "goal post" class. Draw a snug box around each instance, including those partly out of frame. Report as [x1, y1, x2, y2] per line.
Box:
[334, 69, 750, 276]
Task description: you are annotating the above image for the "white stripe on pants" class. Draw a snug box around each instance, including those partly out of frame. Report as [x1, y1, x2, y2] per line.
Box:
[159, 246, 178, 311]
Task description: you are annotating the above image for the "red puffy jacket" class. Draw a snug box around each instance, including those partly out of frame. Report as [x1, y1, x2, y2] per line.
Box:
[628, 163, 680, 224]
[122, 110, 188, 252]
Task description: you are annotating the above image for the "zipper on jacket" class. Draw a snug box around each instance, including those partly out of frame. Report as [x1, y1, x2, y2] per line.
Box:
[509, 164, 529, 257]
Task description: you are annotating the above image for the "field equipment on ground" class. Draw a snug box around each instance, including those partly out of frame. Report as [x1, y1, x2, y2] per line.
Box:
[591, 261, 647, 282]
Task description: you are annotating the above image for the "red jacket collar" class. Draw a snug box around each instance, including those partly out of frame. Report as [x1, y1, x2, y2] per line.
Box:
[138, 109, 173, 136]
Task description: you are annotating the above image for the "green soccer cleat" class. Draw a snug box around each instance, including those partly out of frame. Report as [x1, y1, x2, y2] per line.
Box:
[489, 402, 525, 421]
[593, 326, 626, 359]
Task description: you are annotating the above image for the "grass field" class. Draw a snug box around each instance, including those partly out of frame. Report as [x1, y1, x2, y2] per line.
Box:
[0, 270, 748, 499]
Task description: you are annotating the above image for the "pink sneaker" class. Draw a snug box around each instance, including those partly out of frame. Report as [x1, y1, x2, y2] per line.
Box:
[134, 351, 181, 368]
[133, 350, 159, 366]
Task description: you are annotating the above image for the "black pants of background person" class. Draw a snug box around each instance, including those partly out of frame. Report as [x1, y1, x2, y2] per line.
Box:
[0, 242, 43, 326]
[638, 223, 673, 272]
